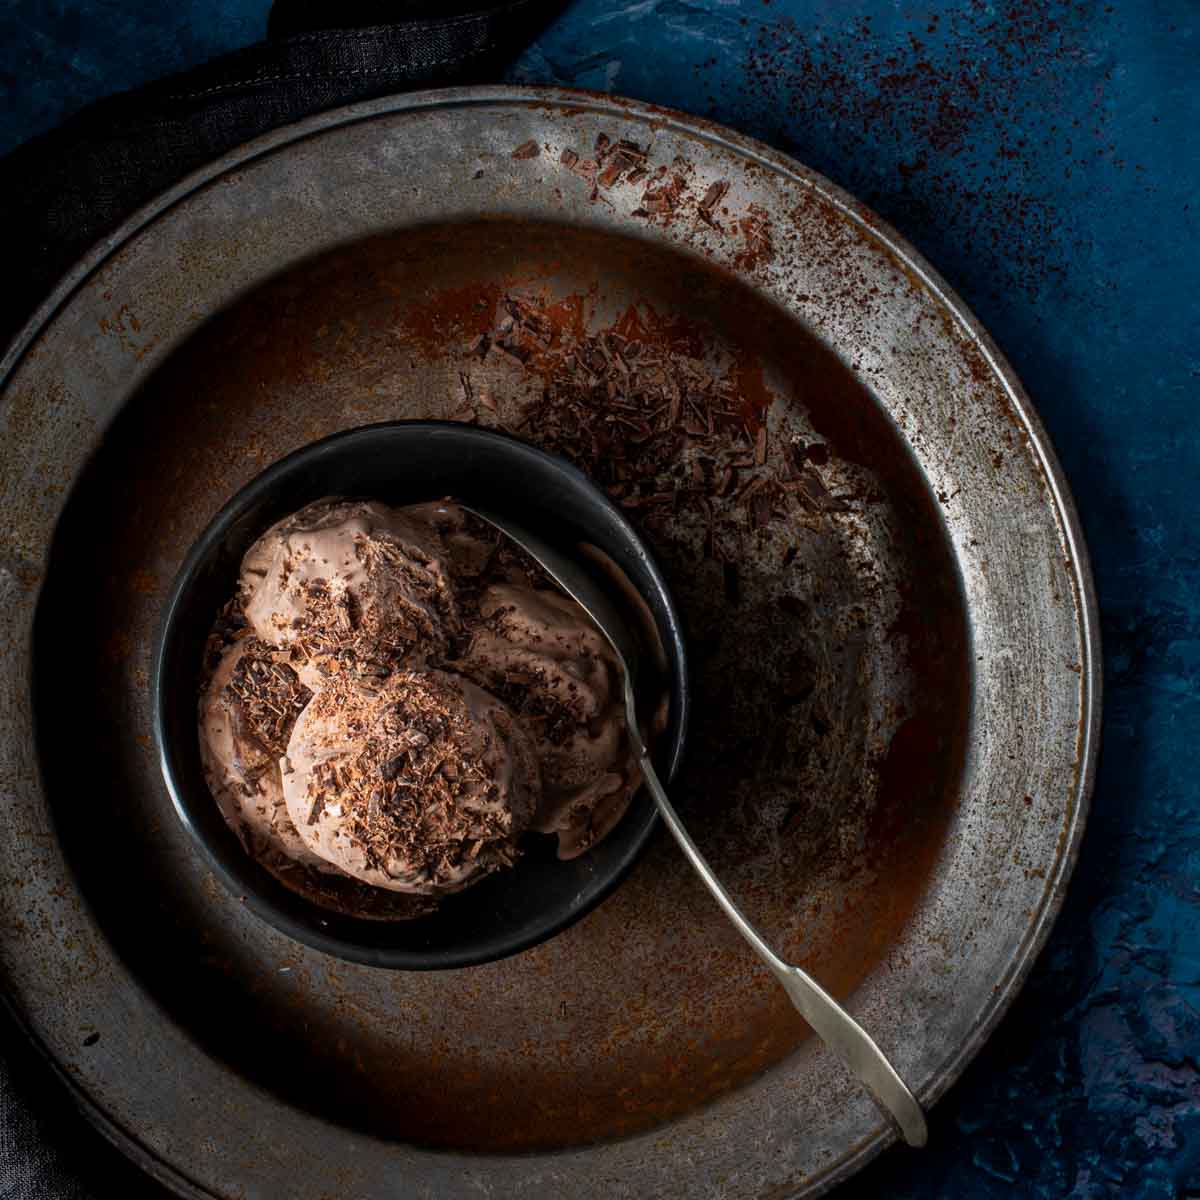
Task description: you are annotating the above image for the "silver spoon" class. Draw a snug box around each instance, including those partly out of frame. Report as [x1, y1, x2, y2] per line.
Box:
[465, 505, 928, 1148]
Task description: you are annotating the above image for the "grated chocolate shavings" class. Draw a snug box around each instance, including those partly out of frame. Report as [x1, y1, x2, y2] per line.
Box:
[481, 291, 818, 547]
[699, 179, 730, 212]
[755, 423, 768, 466]
[226, 646, 312, 757]
[303, 673, 533, 889]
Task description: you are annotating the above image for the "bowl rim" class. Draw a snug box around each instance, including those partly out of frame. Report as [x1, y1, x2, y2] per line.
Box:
[152, 419, 690, 969]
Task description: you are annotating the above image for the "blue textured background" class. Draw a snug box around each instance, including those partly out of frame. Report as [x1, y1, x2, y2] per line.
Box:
[3, 2, 1198, 1196]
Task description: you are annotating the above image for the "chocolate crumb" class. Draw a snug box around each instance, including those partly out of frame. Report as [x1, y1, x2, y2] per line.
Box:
[307, 793, 324, 826]
[598, 159, 625, 189]
[511, 139, 540, 160]
[782, 439, 806, 480]
[379, 753, 408, 782]
[699, 179, 730, 211]
[797, 466, 851, 513]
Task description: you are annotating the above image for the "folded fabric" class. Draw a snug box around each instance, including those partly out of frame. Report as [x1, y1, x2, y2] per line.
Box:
[0, 1, 560, 348]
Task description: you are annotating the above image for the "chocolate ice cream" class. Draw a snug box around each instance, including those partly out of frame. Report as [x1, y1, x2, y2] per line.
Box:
[199, 496, 646, 917]
[240, 499, 459, 685]
[458, 583, 640, 858]
[282, 669, 540, 894]
[199, 636, 340, 876]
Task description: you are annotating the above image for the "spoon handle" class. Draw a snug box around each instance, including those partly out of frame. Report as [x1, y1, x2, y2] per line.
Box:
[625, 685, 928, 1149]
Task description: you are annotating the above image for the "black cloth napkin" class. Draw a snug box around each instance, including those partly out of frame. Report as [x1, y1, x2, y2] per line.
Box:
[0, 0, 561, 349]
[0, 5, 557, 1196]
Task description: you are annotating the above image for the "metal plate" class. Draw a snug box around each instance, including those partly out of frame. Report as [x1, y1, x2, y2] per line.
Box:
[0, 88, 1098, 1198]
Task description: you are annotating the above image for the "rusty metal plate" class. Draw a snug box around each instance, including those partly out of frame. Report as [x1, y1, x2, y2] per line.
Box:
[0, 88, 1098, 1198]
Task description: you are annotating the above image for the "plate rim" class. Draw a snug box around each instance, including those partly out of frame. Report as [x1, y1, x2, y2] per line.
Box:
[0, 83, 1101, 1199]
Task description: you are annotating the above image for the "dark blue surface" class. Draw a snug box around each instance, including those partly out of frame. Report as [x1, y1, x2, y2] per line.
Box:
[4, 2, 1198, 1196]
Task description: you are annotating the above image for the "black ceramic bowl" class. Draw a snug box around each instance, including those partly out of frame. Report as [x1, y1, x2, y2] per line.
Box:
[154, 422, 688, 969]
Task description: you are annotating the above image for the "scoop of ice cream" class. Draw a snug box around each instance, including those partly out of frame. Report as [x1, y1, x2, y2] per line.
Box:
[199, 638, 341, 875]
[281, 669, 541, 894]
[239, 498, 459, 686]
[458, 583, 640, 858]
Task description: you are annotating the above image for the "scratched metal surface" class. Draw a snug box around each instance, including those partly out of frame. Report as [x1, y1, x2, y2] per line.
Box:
[0, 90, 1096, 1198]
